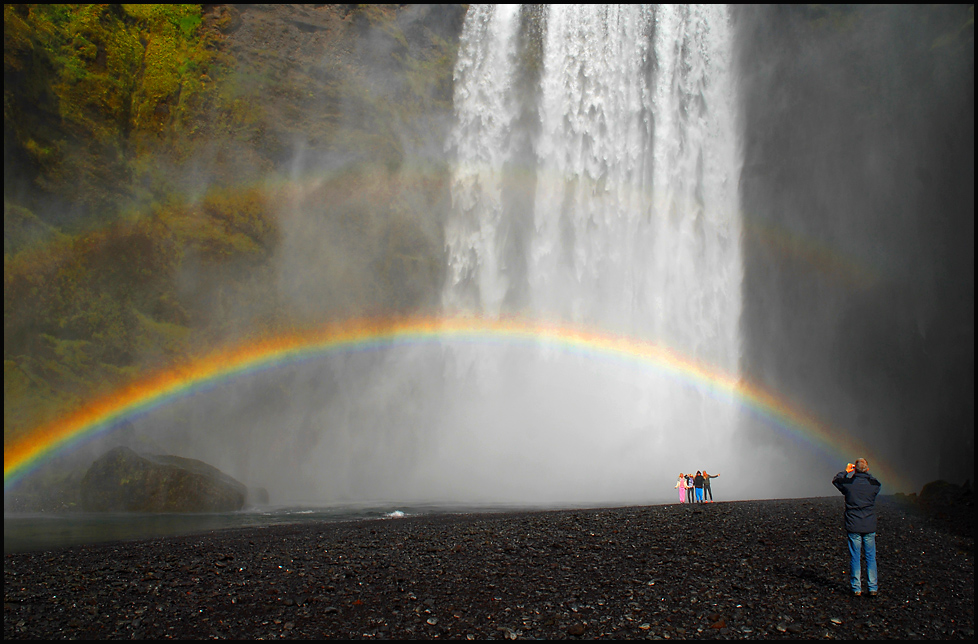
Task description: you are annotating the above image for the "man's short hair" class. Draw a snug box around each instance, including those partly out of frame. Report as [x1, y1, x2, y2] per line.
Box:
[854, 458, 869, 473]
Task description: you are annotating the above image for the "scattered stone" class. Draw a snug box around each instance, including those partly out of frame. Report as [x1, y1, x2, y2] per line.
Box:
[2, 498, 972, 640]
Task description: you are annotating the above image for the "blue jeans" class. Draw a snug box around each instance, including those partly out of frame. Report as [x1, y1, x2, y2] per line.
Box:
[695, 488, 703, 502]
[847, 532, 877, 593]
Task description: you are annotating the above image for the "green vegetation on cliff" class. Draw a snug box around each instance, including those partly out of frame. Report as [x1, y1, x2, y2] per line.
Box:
[4, 4, 225, 222]
[4, 4, 465, 451]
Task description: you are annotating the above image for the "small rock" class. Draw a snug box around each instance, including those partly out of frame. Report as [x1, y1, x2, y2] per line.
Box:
[567, 623, 587, 636]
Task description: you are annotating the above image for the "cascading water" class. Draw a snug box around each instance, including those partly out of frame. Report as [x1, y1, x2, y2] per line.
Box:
[447, 4, 740, 358]
[93, 4, 746, 507]
[438, 4, 743, 503]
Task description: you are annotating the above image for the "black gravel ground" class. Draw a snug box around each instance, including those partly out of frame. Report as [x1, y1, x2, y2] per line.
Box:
[4, 496, 973, 639]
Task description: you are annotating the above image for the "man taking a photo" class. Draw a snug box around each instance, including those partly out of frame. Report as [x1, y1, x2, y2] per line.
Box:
[832, 458, 882, 596]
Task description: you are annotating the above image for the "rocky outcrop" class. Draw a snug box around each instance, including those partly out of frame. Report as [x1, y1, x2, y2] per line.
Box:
[894, 479, 974, 540]
[919, 479, 972, 506]
[80, 447, 246, 513]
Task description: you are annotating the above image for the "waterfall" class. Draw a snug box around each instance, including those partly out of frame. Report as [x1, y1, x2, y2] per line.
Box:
[60, 5, 746, 507]
[438, 5, 743, 502]
[446, 4, 740, 368]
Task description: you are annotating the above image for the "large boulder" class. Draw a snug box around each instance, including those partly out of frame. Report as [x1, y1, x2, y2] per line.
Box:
[80, 447, 247, 512]
[918, 479, 972, 508]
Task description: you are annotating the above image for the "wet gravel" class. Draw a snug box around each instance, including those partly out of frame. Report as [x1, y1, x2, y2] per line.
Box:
[4, 497, 973, 639]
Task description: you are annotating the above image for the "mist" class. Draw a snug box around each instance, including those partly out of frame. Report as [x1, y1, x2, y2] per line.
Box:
[6, 5, 972, 510]
[124, 4, 756, 507]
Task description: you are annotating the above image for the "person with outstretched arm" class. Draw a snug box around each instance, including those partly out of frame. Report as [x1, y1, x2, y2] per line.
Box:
[702, 470, 718, 502]
[832, 458, 881, 596]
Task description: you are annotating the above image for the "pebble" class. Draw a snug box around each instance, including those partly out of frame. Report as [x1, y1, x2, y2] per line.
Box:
[3, 497, 973, 639]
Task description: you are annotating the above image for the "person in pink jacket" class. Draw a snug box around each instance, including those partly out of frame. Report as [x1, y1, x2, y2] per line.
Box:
[676, 473, 687, 503]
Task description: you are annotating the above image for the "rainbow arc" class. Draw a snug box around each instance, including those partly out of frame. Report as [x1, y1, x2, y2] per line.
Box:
[3, 316, 904, 492]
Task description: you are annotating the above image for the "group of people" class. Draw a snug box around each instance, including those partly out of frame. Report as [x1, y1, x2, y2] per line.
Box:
[670, 458, 881, 597]
[675, 471, 718, 503]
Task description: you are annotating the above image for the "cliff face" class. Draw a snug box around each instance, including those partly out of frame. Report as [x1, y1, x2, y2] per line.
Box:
[733, 4, 974, 487]
[4, 4, 464, 227]
[4, 5, 467, 445]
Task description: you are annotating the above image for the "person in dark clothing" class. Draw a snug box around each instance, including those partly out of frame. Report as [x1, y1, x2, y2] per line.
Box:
[832, 458, 881, 596]
[693, 471, 705, 503]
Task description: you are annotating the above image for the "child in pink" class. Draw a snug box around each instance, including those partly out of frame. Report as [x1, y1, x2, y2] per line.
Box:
[676, 473, 687, 503]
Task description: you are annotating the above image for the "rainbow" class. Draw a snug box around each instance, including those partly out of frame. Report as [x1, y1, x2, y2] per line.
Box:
[742, 215, 879, 289]
[3, 315, 904, 492]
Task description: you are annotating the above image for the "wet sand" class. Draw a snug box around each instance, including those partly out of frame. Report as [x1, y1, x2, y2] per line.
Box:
[4, 497, 973, 639]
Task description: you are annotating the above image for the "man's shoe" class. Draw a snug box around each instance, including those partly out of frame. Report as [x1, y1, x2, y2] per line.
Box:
[868, 591, 877, 597]
[853, 591, 861, 596]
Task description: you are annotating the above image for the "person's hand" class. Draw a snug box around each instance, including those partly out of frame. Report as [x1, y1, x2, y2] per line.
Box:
[846, 463, 855, 473]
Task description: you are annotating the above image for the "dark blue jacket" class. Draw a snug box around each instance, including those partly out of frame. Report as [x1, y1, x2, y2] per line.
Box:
[832, 470, 881, 533]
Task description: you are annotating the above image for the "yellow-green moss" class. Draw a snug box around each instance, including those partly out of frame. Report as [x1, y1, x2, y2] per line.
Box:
[3, 181, 282, 439]
[4, 4, 223, 219]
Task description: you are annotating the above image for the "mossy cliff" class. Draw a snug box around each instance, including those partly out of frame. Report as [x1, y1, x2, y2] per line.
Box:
[4, 5, 467, 450]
